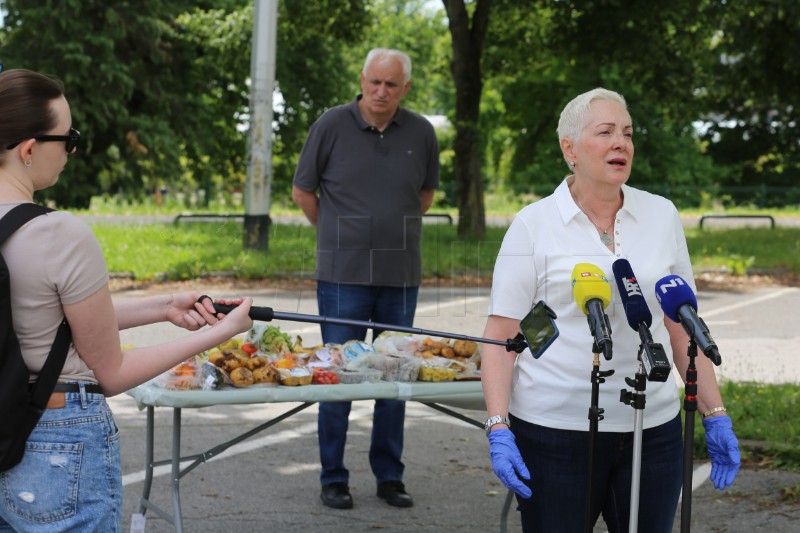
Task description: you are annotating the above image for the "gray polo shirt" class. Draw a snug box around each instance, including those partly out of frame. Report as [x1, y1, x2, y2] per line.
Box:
[293, 96, 439, 286]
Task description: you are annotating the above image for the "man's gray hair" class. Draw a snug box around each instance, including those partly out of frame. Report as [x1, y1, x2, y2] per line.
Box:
[363, 48, 412, 84]
[556, 87, 628, 143]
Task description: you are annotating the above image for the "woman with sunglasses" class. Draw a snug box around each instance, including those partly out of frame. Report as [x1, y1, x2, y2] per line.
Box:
[0, 68, 255, 532]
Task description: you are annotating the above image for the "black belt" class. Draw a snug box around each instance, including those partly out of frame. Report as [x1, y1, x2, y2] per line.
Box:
[34, 382, 104, 395]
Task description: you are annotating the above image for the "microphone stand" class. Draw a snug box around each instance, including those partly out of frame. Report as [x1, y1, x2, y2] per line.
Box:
[585, 341, 614, 533]
[208, 300, 530, 354]
[620, 347, 648, 533]
[680, 339, 699, 533]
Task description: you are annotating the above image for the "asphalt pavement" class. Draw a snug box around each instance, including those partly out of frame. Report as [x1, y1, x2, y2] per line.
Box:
[110, 282, 800, 533]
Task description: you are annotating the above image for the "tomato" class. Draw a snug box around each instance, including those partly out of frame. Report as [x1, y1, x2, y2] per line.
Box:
[312, 369, 339, 385]
[241, 342, 258, 356]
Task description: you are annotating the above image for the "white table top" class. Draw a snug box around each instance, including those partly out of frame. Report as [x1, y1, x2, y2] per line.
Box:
[127, 380, 486, 411]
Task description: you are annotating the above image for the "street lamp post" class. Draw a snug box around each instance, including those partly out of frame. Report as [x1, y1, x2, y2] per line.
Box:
[244, 0, 278, 250]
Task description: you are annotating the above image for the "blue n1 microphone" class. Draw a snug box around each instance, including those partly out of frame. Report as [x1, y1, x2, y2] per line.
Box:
[655, 274, 722, 365]
[612, 259, 671, 381]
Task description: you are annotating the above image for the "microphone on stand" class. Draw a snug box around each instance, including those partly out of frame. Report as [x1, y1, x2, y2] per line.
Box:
[612, 259, 671, 381]
[654, 275, 722, 365]
[571, 263, 613, 360]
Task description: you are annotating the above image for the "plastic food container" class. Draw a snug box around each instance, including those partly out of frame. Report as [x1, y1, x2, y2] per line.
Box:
[332, 368, 382, 384]
[371, 354, 422, 382]
[278, 367, 313, 386]
[417, 366, 456, 382]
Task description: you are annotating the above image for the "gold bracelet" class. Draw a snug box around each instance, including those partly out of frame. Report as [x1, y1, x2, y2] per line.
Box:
[702, 406, 727, 418]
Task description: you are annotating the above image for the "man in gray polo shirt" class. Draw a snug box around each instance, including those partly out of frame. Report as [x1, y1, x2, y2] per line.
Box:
[292, 48, 439, 510]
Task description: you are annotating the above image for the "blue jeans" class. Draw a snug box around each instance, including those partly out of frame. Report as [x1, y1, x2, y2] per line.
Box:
[0, 385, 121, 533]
[510, 413, 682, 533]
[316, 281, 419, 486]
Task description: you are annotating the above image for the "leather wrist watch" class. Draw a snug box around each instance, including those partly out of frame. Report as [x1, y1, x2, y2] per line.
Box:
[484, 414, 511, 436]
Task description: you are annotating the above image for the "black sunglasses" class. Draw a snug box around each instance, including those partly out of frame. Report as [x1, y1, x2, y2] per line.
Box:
[6, 127, 81, 154]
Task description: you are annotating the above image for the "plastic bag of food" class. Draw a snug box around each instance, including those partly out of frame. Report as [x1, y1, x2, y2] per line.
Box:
[373, 332, 420, 358]
[246, 323, 292, 356]
[150, 357, 204, 390]
[341, 340, 375, 363]
[309, 344, 343, 369]
[343, 349, 375, 373]
[202, 361, 230, 390]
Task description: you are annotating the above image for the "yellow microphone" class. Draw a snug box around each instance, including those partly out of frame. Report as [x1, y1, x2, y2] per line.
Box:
[571, 263, 612, 313]
[571, 263, 613, 359]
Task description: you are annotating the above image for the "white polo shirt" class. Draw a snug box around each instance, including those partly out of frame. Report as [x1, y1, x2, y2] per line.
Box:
[488, 178, 695, 431]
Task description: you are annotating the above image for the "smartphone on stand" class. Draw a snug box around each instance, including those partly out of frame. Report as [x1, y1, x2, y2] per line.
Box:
[520, 300, 559, 359]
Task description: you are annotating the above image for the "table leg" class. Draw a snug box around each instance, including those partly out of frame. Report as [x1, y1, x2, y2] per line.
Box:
[500, 489, 514, 533]
[138, 406, 155, 514]
[171, 408, 184, 533]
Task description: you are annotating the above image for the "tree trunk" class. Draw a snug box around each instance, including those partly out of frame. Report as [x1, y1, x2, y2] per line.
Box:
[443, 0, 492, 238]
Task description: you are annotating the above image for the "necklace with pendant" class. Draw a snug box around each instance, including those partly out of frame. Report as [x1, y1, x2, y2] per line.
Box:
[576, 198, 614, 246]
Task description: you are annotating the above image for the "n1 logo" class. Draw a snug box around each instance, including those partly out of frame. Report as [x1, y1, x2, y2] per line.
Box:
[657, 276, 685, 295]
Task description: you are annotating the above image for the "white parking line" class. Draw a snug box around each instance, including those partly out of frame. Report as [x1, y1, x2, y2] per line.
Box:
[701, 287, 798, 318]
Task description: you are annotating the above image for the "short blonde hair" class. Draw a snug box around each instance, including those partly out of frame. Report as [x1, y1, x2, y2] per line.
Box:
[556, 87, 628, 143]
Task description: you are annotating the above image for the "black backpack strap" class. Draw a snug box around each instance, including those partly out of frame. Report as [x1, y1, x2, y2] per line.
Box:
[0, 203, 72, 409]
[0, 203, 54, 244]
[29, 319, 72, 408]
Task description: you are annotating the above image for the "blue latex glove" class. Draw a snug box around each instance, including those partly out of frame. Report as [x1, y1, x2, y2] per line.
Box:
[702, 415, 741, 490]
[488, 428, 532, 498]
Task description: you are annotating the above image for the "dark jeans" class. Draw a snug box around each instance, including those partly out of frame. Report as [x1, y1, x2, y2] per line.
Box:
[316, 281, 419, 486]
[510, 413, 682, 533]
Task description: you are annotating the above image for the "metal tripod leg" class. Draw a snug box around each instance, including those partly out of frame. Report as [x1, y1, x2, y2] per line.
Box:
[620, 361, 647, 533]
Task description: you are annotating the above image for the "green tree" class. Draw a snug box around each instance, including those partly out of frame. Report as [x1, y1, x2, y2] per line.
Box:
[443, 0, 492, 238]
[0, 0, 370, 209]
[694, 0, 800, 203]
[480, 0, 736, 206]
[1, 0, 200, 207]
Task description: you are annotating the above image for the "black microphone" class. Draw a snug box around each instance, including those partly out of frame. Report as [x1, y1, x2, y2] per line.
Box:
[654, 275, 722, 365]
[612, 259, 671, 381]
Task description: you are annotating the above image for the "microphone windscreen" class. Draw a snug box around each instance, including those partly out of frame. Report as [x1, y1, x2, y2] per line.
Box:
[612, 259, 652, 329]
[571, 263, 611, 315]
[654, 274, 698, 322]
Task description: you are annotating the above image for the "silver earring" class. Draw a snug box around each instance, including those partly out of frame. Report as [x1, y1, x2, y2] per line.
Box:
[568, 161, 575, 169]
[24, 160, 32, 168]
